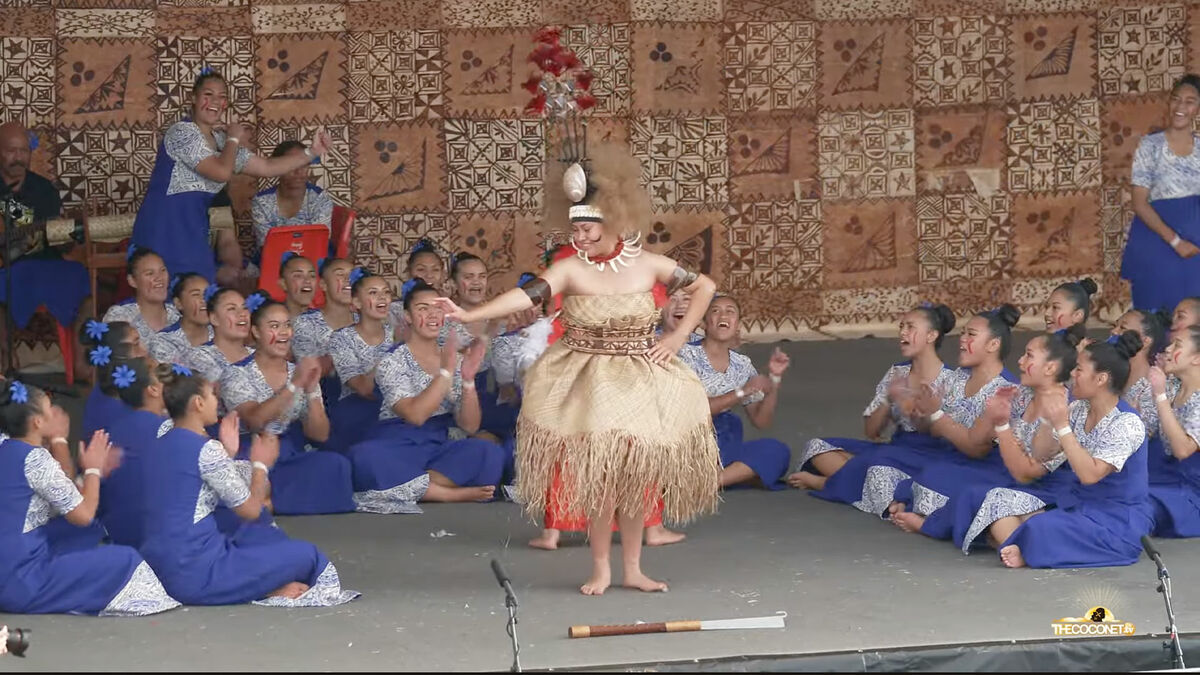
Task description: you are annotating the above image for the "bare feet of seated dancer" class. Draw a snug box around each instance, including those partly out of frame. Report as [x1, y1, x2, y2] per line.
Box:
[436, 143, 721, 595]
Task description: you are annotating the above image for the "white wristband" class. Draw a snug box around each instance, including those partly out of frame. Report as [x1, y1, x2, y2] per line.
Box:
[1055, 425, 1073, 440]
[994, 423, 1010, 433]
[462, 380, 476, 390]
[226, 136, 239, 145]
[50, 436, 68, 446]
[307, 390, 322, 401]
[735, 388, 745, 400]
[83, 467, 101, 478]
[438, 368, 452, 381]
[769, 374, 782, 385]
[252, 461, 270, 474]
[1156, 392, 1169, 403]
[285, 381, 297, 394]
[928, 409, 945, 422]
[1170, 234, 1182, 248]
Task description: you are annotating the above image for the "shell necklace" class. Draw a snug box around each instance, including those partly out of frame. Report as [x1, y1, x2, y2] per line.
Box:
[576, 232, 643, 273]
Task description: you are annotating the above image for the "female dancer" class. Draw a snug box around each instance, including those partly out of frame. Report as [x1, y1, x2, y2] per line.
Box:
[1145, 325, 1200, 536]
[184, 287, 253, 387]
[787, 303, 958, 491]
[1121, 74, 1200, 311]
[348, 279, 503, 506]
[958, 332, 1151, 568]
[143, 365, 358, 606]
[0, 380, 179, 615]
[1172, 296, 1200, 334]
[103, 247, 180, 344]
[81, 318, 145, 438]
[436, 143, 720, 594]
[220, 295, 356, 515]
[1111, 308, 1170, 430]
[148, 273, 213, 364]
[292, 258, 356, 403]
[678, 295, 792, 489]
[132, 69, 330, 282]
[390, 239, 447, 334]
[250, 140, 334, 254]
[660, 289, 702, 345]
[327, 267, 394, 453]
[277, 253, 318, 319]
[1042, 278, 1097, 334]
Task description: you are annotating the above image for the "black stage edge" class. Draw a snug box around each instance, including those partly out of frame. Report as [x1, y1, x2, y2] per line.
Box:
[541, 633, 1200, 672]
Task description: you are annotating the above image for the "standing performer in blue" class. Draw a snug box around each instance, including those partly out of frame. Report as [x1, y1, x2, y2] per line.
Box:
[80, 318, 145, 438]
[348, 280, 504, 505]
[250, 140, 334, 259]
[327, 267, 394, 454]
[0, 380, 179, 615]
[143, 365, 359, 606]
[957, 332, 1152, 569]
[677, 295, 792, 489]
[220, 294, 356, 515]
[1121, 74, 1200, 311]
[148, 273, 213, 365]
[131, 69, 331, 282]
[292, 258, 356, 405]
[1146, 325, 1200, 537]
[103, 248, 180, 344]
[787, 303, 958, 491]
[183, 287, 253, 389]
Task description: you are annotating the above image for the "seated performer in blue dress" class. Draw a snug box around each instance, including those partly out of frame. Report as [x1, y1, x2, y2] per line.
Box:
[348, 280, 504, 504]
[251, 140, 334, 260]
[678, 295, 792, 489]
[220, 294, 356, 515]
[80, 318, 145, 438]
[0, 120, 92, 375]
[182, 287, 253, 389]
[293, 258, 356, 404]
[103, 247, 181, 344]
[1146, 325, 1200, 537]
[787, 303, 958, 491]
[148, 273, 214, 365]
[142, 365, 359, 607]
[327, 267, 394, 454]
[277, 252, 318, 320]
[956, 332, 1152, 569]
[131, 69, 331, 283]
[0, 380, 179, 615]
[1172, 296, 1200, 335]
[1122, 74, 1200, 312]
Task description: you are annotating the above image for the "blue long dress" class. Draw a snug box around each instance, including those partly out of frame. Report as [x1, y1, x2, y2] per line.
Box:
[220, 355, 356, 515]
[0, 438, 179, 615]
[83, 385, 131, 439]
[347, 343, 505, 502]
[955, 399, 1152, 568]
[1146, 378, 1200, 537]
[326, 323, 393, 454]
[1120, 132, 1200, 311]
[141, 426, 358, 606]
[131, 120, 250, 280]
[99, 408, 165, 548]
[677, 343, 791, 489]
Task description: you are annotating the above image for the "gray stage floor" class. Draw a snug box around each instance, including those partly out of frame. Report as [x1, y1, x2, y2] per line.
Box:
[3, 335, 1197, 671]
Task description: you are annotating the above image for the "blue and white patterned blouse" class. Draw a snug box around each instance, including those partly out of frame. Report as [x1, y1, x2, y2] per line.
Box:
[183, 341, 254, 386]
[103, 299, 182, 344]
[938, 367, 1017, 428]
[194, 439, 251, 523]
[1065, 399, 1147, 471]
[865, 363, 959, 433]
[1006, 385, 1069, 473]
[329, 324, 395, 400]
[220, 356, 309, 435]
[148, 320, 214, 365]
[1156, 377, 1200, 456]
[1124, 376, 1160, 436]
[438, 320, 495, 372]
[163, 122, 250, 197]
[20, 445, 83, 533]
[292, 309, 357, 360]
[677, 343, 764, 405]
[250, 184, 333, 249]
[376, 343, 464, 421]
[1131, 132, 1200, 202]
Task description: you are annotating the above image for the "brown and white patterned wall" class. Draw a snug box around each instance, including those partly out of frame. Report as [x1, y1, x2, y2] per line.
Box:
[0, 0, 1189, 339]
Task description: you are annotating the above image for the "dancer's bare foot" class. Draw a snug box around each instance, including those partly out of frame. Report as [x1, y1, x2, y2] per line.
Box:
[892, 511, 924, 533]
[787, 471, 825, 490]
[529, 528, 560, 550]
[580, 561, 611, 596]
[887, 501, 906, 518]
[267, 581, 309, 599]
[427, 484, 495, 502]
[622, 569, 669, 593]
[1000, 545, 1026, 568]
[644, 525, 686, 547]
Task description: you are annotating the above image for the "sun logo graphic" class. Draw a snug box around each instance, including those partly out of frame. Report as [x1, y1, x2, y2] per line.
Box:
[1051, 584, 1136, 637]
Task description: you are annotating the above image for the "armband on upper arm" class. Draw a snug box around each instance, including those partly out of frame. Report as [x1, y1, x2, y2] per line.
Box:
[520, 276, 551, 311]
[666, 266, 699, 295]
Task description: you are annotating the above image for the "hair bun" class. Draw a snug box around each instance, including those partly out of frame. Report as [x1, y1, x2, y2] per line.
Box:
[1152, 308, 1172, 330]
[933, 303, 956, 334]
[1113, 330, 1143, 360]
[995, 303, 1021, 329]
[1077, 277, 1098, 296]
[1059, 323, 1087, 349]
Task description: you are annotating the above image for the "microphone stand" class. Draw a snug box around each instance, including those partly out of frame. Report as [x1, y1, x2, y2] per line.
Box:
[1148, 544, 1185, 670]
[491, 560, 521, 673]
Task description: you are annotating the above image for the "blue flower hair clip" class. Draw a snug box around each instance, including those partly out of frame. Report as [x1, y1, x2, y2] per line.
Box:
[112, 365, 137, 389]
[401, 278, 419, 300]
[348, 266, 367, 286]
[1105, 334, 1121, 345]
[168, 274, 182, 298]
[27, 130, 38, 151]
[317, 257, 328, 274]
[172, 364, 192, 377]
[89, 345, 112, 367]
[244, 292, 266, 313]
[517, 272, 536, 287]
[9, 381, 28, 405]
[203, 283, 220, 303]
[126, 243, 138, 262]
[281, 251, 298, 265]
[412, 239, 433, 253]
[84, 319, 109, 342]
[918, 301, 933, 309]
[1053, 328, 1069, 337]
[199, 64, 215, 77]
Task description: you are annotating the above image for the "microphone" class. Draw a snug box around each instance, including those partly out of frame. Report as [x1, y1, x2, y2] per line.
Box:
[1141, 535, 1163, 564]
[491, 559, 518, 607]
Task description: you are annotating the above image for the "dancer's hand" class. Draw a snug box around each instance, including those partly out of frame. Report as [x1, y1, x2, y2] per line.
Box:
[744, 374, 772, 396]
[1175, 239, 1200, 259]
[1149, 365, 1168, 397]
[219, 411, 240, 457]
[648, 330, 685, 366]
[310, 129, 332, 158]
[433, 297, 469, 322]
[249, 433, 279, 469]
[78, 430, 113, 473]
[1042, 389, 1070, 428]
[223, 122, 250, 146]
[985, 387, 1016, 425]
[294, 357, 322, 392]
[913, 383, 943, 418]
[461, 340, 486, 381]
[767, 347, 790, 377]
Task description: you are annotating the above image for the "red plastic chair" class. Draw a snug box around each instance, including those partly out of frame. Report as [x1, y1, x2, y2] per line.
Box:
[330, 206, 355, 260]
[258, 225, 330, 303]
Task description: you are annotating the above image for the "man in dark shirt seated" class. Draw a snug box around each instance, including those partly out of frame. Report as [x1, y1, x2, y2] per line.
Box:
[0, 120, 92, 377]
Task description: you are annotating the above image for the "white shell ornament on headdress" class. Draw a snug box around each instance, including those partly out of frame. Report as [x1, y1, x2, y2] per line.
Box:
[563, 162, 588, 203]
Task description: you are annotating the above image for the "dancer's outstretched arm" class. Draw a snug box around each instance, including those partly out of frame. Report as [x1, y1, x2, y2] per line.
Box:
[648, 253, 716, 364]
[435, 259, 571, 323]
